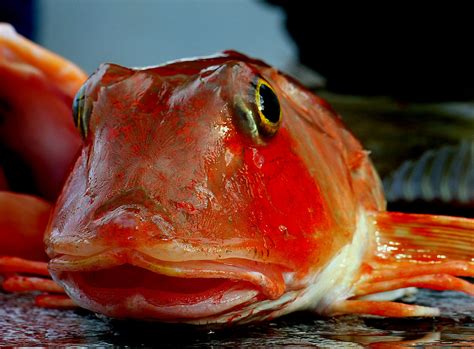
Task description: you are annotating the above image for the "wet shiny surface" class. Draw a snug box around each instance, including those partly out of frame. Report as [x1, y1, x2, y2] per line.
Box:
[1, 290, 473, 347]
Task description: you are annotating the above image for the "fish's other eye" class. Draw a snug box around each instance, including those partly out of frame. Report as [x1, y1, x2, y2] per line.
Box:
[254, 79, 281, 136]
[72, 83, 92, 138]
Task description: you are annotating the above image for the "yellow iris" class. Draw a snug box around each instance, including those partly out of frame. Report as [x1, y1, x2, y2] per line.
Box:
[254, 78, 281, 136]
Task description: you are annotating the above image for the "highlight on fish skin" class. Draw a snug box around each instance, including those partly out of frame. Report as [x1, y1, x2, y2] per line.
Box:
[0, 24, 473, 325]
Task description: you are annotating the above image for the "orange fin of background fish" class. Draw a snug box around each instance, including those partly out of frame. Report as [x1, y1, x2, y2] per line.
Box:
[333, 211, 473, 317]
[2, 275, 64, 293]
[0, 256, 49, 275]
[35, 294, 76, 309]
[0, 255, 76, 309]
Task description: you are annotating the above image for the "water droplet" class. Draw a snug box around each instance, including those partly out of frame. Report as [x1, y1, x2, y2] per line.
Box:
[279, 225, 289, 238]
[251, 148, 264, 169]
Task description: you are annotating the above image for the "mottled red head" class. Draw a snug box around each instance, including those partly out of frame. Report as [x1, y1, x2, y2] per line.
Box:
[45, 51, 384, 323]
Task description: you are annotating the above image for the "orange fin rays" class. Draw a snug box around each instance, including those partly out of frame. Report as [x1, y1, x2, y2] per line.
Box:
[0, 256, 75, 309]
[363, 260, 474, 282]
[3, 275, 65, 293]
[340, 211, 474, 316]
[354, 274, 474, 297]
[369, 211, 473, 263]
[35, 295, 76, 309]
[331, 300, 439, 317]
[0, 256, 49, 276]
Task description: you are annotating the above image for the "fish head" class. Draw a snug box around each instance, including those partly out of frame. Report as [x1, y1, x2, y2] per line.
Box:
[46, 51, 383, 323]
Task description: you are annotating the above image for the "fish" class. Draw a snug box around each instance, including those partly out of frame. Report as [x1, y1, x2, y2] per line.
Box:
[0, 23, 85, 261]
[0, 24, 473, 325]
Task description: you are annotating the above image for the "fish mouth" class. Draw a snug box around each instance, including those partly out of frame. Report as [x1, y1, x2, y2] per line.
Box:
[49, 249, 287, 320]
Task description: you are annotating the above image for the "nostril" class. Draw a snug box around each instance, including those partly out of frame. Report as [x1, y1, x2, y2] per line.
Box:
[91, 207, 144, 239]
[106, 209, 142, 230]
[93, 188, 155, 220]
[91, 208, 144, 246]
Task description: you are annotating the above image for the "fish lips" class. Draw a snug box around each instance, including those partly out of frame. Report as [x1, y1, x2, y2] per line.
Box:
[48, 249, 288, 320]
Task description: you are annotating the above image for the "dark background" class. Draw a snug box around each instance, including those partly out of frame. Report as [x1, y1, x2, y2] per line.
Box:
[269, 2, 474, 101]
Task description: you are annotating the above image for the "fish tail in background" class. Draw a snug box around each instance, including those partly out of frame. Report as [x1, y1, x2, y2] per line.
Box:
[383, 140, 474, 216]
[331, 211, 474, 317]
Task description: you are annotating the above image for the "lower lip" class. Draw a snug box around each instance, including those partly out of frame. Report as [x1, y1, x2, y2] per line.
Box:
[58, 265, 261, 320]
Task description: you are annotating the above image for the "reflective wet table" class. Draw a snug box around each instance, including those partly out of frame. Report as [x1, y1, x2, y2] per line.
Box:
[1, 290, 473, 347]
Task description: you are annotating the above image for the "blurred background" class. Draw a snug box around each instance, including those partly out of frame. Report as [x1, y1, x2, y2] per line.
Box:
[2, 0, 297, 73]
[1, 0, 473, 216]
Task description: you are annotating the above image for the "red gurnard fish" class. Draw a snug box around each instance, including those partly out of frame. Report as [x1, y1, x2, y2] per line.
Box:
[0, 24, 473, 325]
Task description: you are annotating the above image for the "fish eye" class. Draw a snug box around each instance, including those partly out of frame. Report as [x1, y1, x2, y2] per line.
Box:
[72, 83, 91, 138]
[254, 78, 281, 136]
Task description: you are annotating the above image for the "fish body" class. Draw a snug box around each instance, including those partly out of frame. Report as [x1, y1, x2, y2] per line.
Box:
[0, 24, 473, 324]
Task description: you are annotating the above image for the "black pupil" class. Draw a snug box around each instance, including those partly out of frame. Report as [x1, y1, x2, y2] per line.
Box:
[259, 84, 280, 123]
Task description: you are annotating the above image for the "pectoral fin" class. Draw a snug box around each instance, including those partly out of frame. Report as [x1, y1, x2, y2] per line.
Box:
[368, 211, 473, 264]
[332, 211, 473, 317]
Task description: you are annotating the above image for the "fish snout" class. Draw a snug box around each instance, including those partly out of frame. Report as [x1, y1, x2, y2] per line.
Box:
[90, 202, 175, 250]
